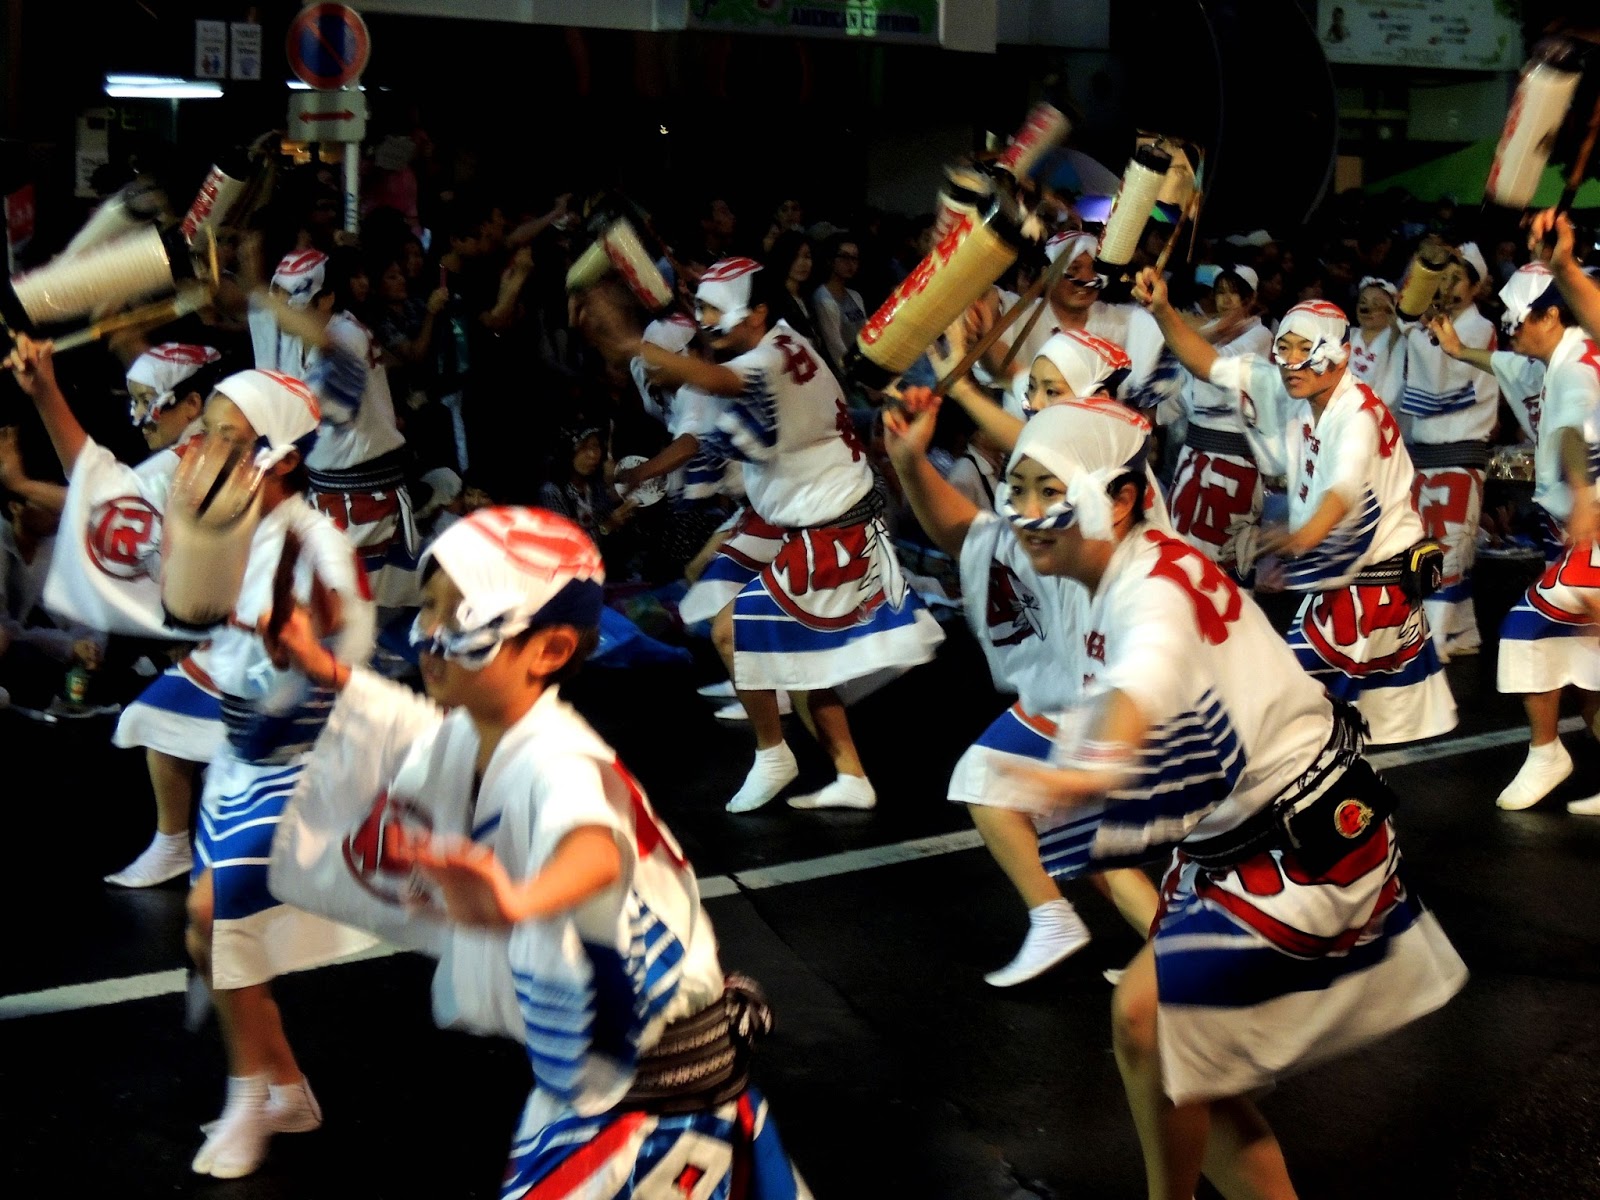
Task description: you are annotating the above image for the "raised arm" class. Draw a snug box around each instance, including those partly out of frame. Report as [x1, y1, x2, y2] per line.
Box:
[1534, 209, 1600, 343]
[927, 322, 1026, 452]
[636, 342, 747, 398]
[882, 388, 982, 560]
[7, 338, 88, 477]
[1132, 268, 1219, 381]
[1425, 312, 1495, 373]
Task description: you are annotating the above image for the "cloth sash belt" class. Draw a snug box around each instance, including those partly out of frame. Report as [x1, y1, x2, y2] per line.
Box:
[1184, 425, 1253, 459]
[1406, 440, 1491, 470]
[1181, 703, 1394, 876]
[619, 975, 773, 1115]
[306, 446, 409, 493]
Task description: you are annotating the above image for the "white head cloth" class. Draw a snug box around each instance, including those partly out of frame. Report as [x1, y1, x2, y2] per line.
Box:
[1222, 264, 1259, 294]
[695, 257, 763, 334]
[644, 313, 698, 354]
[214, 369, 322, 469]
[271, 249, 329, 309]
[421, 506, 605, 642]
[1456, 241, 1488, 284]
[1499, 262, 1557, 330]
[1045, 230, 1099, 267]
[1034, 330, 1132, 400]
[125, 342, 221, 424]
[1275, 300, 1350, 372]
[1004, 398, 1169, 540]
[1358, 276, 1398, 302]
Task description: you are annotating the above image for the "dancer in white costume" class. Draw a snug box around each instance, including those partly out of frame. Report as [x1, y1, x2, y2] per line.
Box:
[887, 382, 1162, 988]
[1430, 258, 1600, 813]
[1397, 242, 1500, 660]
[589, 258, 943, 813]
[980, 388, 1466, 1200]
[268, 507, 811, 1199]
[1139, 275, 1457, 745]
[104, 344, 231, 886]
[1162, 266, 1273, 580]
[13, 338, 376, 1179]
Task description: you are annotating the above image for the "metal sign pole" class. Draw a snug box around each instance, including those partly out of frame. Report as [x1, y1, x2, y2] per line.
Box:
[343, 138, 359, 234]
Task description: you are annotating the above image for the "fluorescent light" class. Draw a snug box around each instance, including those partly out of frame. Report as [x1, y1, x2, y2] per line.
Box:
[287, 80, 367, 91]
[104, 74, 222, 99]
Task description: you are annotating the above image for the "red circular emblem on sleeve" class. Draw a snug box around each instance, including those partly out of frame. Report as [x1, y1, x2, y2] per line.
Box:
[1334, 798, 1373, 838]
[86, 496, 162, 580]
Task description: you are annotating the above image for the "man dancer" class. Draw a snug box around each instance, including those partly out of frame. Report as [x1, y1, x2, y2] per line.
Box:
[589, 258, 944, 812]
[1139, 276, 1456, 745]
[1430, 260, 1600, 812]
[1398, 241, 1500, 659]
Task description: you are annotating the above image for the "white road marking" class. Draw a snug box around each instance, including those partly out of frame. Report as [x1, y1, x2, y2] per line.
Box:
[1, 717, 1581, 1021]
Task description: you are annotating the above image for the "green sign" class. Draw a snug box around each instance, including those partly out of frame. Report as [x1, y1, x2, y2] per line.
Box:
[687, 0, 941, 46]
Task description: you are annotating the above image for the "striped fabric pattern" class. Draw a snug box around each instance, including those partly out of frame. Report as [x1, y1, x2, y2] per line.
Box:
[1038, 690, 1246, 880]
[195, 763, 304, 921]
[1399, 380, 1478, 417]
[1284, 490, 1380, 591]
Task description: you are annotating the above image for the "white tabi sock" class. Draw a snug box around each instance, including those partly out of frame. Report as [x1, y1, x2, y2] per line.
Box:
[984, 898, 1092, 988]
[193, 1074, 270, 1178]
[104, 830, 192, 888]
[726, 743, 799, 813]
[1567, 792, 1600, 816]
[787, 773, 877, 811]
[266, 1077, 324, 1133]
[1496, 740, 1572, 810]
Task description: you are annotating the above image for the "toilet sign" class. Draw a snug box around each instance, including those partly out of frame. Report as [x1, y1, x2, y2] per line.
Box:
[286, 4, 371, 90]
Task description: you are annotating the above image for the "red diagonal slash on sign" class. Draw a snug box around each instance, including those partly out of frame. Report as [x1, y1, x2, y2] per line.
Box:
[299, 111, 356, 123]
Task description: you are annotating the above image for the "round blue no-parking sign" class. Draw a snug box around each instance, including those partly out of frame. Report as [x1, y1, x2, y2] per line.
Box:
[287, 4, 371, 91]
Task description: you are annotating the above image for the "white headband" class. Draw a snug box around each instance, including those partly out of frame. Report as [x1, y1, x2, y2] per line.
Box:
[695, 257, 762, 334]
[271, 249, 329, 310]
[1045, 231, 1099, 267]
[1499, 262, 1556, 331]
[1032, 330, 1132, 405]
[126, 342, 221, 427]
[1275, 300, 1350, 373]
[213, 369, 322, 469]
[1004, 398, 1168, 541]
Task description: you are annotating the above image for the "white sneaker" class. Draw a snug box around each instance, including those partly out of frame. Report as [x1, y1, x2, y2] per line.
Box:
[104, 831, 192, 888]
[1496, 741, 1573, 810]
[714, 692, 793, 722]
[984, 899, 1092, 987]
[697, 681, 737, 701]
[726, 744, 799, 813]
[787, 774, 876, 811]
[1567, 793, 1600, 816]
[193, 1075, 271, 1178]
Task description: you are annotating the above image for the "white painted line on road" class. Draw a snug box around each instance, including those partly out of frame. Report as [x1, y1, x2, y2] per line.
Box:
[0, 717, 1579, 1020]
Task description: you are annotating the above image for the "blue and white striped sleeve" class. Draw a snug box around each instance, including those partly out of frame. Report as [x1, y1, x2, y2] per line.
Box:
[706, 366, 780, 464]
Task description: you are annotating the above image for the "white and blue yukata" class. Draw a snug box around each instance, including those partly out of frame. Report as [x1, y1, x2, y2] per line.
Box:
[1491, 327, 1600, 694]
[251, 303, 419, 609]
[677, 320, 942, 690]
[194, 495, 377, 988]
[271, 670, 811, 1199]
[1399, 305, 1499, 658]
[1209, 353, 1457, 744]
[1041, 528, 1467, 1104]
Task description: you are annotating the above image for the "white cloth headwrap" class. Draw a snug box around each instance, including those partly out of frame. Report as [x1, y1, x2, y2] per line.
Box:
[214, 369, 322, 469]
[1275, 300, 1350, 373]
[1456, 241, 1488, 284]
[1358, 276, 1398, 302]
[1045, 231, 1099, 267]
[695, 257, 762, 334]
[271, 249, 329, 310]
[1033, 330, 1132, 402]
[125, 342, 221, 425]
[1003, 399, 1169, 541]
[643, 314, 697, 353]
[415, 507, 605, 667]
[1499, 262, 1556, 331]
[1222, 264, 1259, 294]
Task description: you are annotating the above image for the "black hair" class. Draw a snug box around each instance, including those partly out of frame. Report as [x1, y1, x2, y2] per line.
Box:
[763, 230, 813, 288]
[181, 358, 228, 408]
[1109, 471, 1148, 526]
